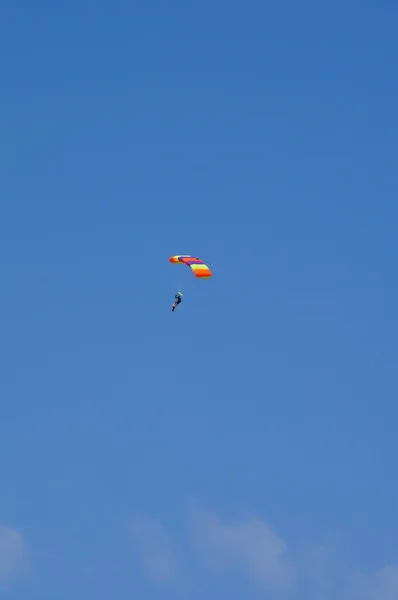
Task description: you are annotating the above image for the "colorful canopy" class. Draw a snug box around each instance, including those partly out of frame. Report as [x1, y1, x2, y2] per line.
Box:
[169, 255, 212, 279]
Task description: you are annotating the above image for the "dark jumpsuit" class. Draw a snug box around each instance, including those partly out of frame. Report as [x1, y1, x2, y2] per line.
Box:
[172, 294, 182, 311]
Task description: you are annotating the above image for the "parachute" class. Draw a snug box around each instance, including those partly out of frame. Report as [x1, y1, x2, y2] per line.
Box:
[169, 255, 212, 279]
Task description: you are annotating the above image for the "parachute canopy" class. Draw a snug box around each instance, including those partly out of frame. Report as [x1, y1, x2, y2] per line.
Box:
[169, 255, 212, 279]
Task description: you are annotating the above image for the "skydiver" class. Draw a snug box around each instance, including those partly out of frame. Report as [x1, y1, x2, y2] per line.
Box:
[172, 291, 183, 311]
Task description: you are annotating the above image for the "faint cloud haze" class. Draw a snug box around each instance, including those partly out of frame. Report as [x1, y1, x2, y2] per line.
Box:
[129, 516, 177, 583]
[127, 506, 398, 600]
[352, 564, 398, 600]
[190, 507, 296, 591]
[0, 525, 26, 582]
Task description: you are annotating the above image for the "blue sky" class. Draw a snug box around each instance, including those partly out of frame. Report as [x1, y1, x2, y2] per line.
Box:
[1, 0, 397, 598]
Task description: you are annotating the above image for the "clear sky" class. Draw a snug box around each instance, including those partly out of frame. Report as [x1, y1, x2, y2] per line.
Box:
[1, 1, 397, 599]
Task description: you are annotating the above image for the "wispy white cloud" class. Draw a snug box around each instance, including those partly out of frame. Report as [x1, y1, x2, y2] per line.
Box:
[190, 507, 296, 592]
[126, 505, 398, 600]
[128, 516, 178, 583]
[0, 525, 26, 582]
